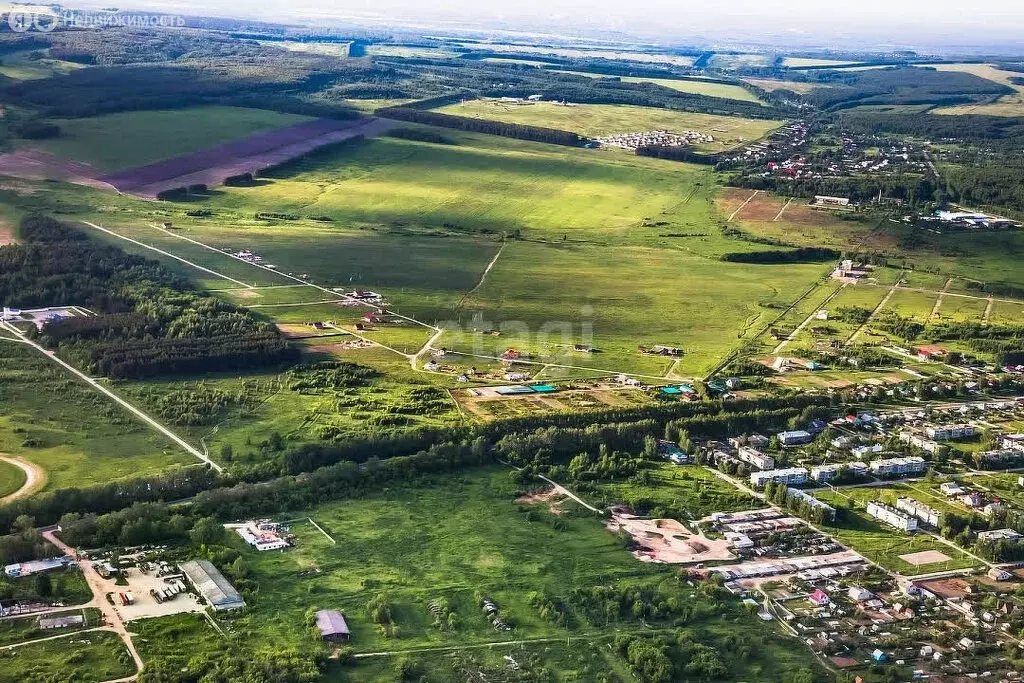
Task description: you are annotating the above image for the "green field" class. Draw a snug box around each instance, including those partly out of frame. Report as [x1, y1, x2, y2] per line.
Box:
[31, 106, 314, 172]
[5, 129, 835, 381]
[132, 467, 822, 682]
[0, 49, 85, 80]
[0, 459, 27, 498]
[553, 70, 762, 103]
[0, 630, 135, 683]
[593, 462, 757, 518]
[815, 489, 981, 574]
[432, 100, 781, 150]
[0, 342, 194, 490]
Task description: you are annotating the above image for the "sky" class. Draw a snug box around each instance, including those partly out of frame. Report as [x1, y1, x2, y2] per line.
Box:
[71, 0, 1024, 51]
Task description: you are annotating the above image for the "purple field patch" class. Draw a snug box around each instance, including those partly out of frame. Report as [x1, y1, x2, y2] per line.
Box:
[101, 117, 397, 197]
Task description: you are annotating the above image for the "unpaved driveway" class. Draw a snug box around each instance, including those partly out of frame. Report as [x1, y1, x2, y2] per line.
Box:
[0, 455, 46, 503]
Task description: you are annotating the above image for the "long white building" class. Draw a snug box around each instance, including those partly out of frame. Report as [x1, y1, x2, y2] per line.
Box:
[749, 467, 808, 488]
[869, 456, 927, 477]
[866, 501, 918, 532]
[895, 497, 941, 527]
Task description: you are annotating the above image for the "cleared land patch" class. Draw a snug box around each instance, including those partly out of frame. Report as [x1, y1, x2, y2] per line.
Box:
[931, 63, 1024, 116]
[102, 117, 397, 197]
[900, 550, 952, 566]
[32, 106, 314, 173]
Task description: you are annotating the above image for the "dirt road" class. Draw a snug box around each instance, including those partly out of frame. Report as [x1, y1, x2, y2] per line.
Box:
[0, 455, 46, 503]
[42, 530, 144, 676]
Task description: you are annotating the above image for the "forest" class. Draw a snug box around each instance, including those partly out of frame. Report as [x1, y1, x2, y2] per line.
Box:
[4, 214, 296, 379]
[375, 105, 585, 145]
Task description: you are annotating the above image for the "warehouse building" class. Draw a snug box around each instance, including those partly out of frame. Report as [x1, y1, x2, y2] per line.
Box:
[179, 560, 246, 612]
[315, 610, 351, 642]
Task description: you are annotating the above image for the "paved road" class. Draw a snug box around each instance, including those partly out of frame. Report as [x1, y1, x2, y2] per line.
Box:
[0, 321, 219, 472]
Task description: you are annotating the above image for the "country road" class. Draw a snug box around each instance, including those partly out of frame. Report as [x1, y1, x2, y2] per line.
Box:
[41, 530, 144, 681]
[0, 455, 46, 503]
[0, 321, 219, 472]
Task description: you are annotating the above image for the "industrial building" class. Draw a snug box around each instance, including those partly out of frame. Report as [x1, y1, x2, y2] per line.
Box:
[179, 560, 246, 611]
[866, 501, 918, 532]
[869, 456, 927, 477]
[895, 497, 941, 527]
[749, 467, 808, 488]
[4, 556, 73, 579]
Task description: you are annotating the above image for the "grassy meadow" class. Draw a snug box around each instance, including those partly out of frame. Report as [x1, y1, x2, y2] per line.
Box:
[0, 630, 135, 683]
[0, 459, 27, 498]
[432, 100, 781, 150]
[815, 489, 981, 575]
[0, 49, 85, 80]
[931, 63, 1024, 116]
[31, 106, 313, 172]
[133, 467, 823, 682]
[0, 342, 194, 490]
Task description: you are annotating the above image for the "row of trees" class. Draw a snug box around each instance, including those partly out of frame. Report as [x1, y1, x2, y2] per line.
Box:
[375, 106, 585, 146]
[6, 214, 297, 379]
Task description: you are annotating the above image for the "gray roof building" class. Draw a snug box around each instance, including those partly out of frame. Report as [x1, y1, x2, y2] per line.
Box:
[315, 609, 350, 641]
[179, 560, 245, 611]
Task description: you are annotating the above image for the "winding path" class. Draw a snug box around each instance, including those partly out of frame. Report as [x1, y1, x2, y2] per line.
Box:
[0, 455, 46, 503]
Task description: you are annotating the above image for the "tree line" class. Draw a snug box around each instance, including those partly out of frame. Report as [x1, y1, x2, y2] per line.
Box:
[374, 106, 585, 146]
[5, 214, 296, 379]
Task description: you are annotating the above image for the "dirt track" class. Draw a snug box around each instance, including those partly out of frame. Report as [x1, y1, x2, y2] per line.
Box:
[0, 455, 47, 503]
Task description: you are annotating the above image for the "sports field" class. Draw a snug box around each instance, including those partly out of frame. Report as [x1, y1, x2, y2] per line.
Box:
[432, 100, 782, 150]
[30, 106, 314, 172]
[815, 489, 981, 575]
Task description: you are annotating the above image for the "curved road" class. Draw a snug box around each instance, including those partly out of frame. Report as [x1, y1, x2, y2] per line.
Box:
[0, 455, 46, 503]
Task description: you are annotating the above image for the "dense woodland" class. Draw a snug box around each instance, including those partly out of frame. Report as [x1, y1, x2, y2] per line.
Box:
[376, 105, 585, 145]
[4, 214, 295, 378]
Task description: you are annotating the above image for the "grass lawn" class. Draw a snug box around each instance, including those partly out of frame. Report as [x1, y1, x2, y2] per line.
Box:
[593, 462, 758, 519]
[0, 608, 101, 647]
[815, 489, 981, 574]
[432, 100, 782, 151]
[0, 49, 85, 80]
[31, 106, 314, 172]
[0, 458, 27, 498]
[0, 630, 135, 683]
[0, 342, 194, 491]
